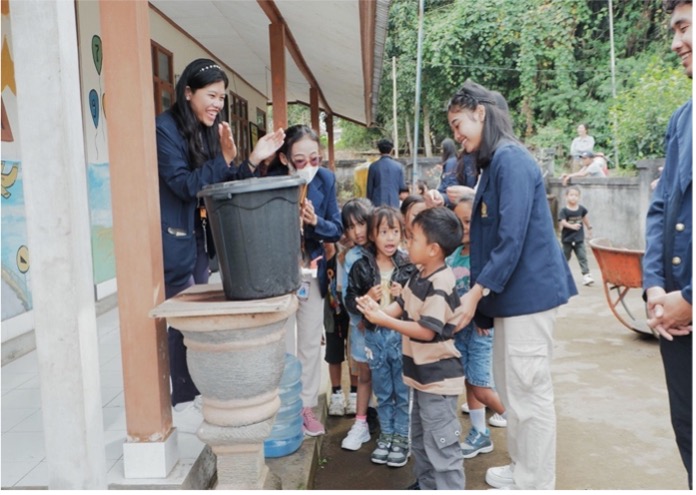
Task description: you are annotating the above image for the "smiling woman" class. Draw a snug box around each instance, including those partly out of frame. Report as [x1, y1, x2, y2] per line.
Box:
[155, 58, 286, 431]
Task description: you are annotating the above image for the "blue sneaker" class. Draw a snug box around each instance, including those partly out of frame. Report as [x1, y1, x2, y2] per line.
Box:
[460, 427, 493, 459]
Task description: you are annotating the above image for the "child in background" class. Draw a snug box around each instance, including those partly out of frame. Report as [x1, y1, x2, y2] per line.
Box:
[324, 239, 356, 417]
[446, 194, 507, 461]
[346, 206, 418, 467]
[399, 194, 426, 242]
[558, 186, 594, 286]
[357, 207, 466, 489]
[339, 198, 376, 450]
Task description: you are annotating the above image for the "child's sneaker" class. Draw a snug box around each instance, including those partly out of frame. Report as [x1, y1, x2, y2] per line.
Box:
[371, 433, 392, 464]
[328, 391, 346, 416]
[488, 412, 507, 428]
[341, 420, 370, 450]
[301, 407, 325, 436]
[460, 402, 470, 414]
[460, 427, 493, 459]
[583, 273, 595, 286]
[386, 434, 410, 467]
[346, 392, 358, 415]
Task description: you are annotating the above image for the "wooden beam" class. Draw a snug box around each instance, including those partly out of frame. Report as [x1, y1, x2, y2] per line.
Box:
[269, 21, 287, 130]
[325, 113, 335, 172]
[310, 87, 320, 135]
[359, 0, 377, 126]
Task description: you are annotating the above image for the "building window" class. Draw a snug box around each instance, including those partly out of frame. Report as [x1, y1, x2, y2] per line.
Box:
[229, 92, 249, 161]
[152, 42, 174, 115]
[256, 108, 267, 132]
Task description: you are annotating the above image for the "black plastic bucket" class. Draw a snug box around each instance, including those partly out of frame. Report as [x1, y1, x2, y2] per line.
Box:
[198, 176, 304, 300]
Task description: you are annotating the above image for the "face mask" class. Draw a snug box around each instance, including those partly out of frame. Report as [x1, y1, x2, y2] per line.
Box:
[292, 164, 319, 184]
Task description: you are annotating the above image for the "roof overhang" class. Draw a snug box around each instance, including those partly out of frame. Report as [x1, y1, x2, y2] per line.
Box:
[149, 0, 391, 126]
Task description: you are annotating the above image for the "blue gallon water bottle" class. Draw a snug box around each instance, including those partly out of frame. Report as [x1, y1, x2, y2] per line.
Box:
[264, 353, 304, 458]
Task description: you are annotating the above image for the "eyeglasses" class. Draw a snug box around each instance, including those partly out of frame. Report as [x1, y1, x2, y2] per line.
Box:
[291, 154, 322, 168]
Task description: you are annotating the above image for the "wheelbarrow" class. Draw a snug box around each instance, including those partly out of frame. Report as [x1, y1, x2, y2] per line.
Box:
[588, 238, 657, 337]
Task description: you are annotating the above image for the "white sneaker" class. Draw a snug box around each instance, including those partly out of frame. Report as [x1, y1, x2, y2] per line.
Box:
[346, 392, 357, 415]
[341, 421, 370, 451]
[488, 412, 507, 428]
[329, 391, 346, 416]
[486, 464, 515, 489]
[461, 402, 470, 414]
[173, 395, 203, 434]
[583, 274, 594, 286]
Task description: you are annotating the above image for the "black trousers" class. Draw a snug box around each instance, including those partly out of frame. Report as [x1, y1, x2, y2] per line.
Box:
[660, 333, 693, 489]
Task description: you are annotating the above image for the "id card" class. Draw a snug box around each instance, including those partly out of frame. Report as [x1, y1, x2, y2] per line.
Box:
[297, 281, 311, 301]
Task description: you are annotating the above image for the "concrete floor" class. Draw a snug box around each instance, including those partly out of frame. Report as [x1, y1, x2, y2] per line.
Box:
[313, 254, 689, 490]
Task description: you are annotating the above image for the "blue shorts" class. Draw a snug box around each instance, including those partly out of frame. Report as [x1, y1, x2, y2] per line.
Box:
[348, 312, 368, 363]
[454, 325, 494, 388]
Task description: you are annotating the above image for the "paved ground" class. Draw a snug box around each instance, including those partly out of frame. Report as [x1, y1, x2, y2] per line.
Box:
[312, 254, 689, 490]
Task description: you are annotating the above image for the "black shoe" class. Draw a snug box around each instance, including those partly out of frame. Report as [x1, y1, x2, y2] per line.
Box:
[367, 406, 379, 435]
[406, 480, 420, 490]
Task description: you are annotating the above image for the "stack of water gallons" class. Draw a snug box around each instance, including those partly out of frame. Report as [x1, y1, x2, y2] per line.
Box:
[264, 353, 303, 458]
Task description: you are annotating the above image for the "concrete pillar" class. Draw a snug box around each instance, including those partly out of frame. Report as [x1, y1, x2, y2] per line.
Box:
[99, 0, 178, 478]
[9, 0, 107, 488]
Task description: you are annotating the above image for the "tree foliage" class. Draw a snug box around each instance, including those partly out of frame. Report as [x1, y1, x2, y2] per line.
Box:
[363, 0, 690, 169]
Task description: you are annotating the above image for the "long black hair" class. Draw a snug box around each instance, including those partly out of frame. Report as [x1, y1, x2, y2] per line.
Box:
[170, 58, 229, 170]
[447, 81, 516, 170]
[265, 124, 321, 175]
[440, 138, 457, 163]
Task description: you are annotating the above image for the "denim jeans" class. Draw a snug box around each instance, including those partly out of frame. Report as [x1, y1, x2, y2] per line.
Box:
[454, 325, 495, 388]
[365, 327, 410, 437]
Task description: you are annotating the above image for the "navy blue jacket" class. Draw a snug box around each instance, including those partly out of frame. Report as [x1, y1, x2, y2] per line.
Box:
[156, 111, 256, 288]
[366, 155, 406, 207]
[470, 141, 577, 325]
[643, 99, 692, 305]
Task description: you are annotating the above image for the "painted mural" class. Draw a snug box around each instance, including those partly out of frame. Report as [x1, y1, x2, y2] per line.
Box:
[1, 0, 32, 321]
[82, 29, 115, 285]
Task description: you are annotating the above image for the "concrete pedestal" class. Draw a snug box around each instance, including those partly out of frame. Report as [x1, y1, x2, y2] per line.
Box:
[151, 284, 298, 490]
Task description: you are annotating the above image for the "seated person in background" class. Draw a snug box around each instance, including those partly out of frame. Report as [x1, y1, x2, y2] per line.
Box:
[561, 151, 607, 185]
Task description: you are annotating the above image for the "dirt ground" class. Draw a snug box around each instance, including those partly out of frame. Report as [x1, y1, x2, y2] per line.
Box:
[312, 254, 689, 490]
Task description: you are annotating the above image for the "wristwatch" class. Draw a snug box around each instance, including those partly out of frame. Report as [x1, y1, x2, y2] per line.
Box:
[477, 284, 490, 297]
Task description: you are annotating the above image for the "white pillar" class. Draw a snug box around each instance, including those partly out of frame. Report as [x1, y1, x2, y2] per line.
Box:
[9, 0, 107, 489]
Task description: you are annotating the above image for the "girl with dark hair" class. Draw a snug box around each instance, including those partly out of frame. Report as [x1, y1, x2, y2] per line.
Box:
[156, 58, 285, 432]
[448, 81, 577, 490]
[271, 124, 343, 436]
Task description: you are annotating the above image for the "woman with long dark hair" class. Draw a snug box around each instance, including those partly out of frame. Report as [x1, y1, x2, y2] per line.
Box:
[449, 81, 577, 490]
[156, 58, 284, 431]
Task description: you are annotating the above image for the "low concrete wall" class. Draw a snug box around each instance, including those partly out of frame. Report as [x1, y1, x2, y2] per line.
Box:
[334, 158, 664, 251]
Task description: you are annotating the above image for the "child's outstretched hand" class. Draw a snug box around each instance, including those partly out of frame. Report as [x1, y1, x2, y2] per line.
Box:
[356, 295, 384, 325]
[390, 281, 403, 299]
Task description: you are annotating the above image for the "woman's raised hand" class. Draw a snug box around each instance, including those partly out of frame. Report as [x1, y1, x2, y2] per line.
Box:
[249, 128, 286, 167]
[219, 121, 238, 165]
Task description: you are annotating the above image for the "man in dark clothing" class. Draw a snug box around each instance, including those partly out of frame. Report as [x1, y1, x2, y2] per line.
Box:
[643, 0, 692, 488]
[366, 139, 406, 207]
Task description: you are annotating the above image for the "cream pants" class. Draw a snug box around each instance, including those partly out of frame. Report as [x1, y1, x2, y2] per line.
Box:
[493, 308, 558, 490]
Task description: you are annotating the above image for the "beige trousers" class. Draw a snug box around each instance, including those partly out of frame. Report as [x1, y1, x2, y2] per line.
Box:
[493, 308, 558, 490]
[285, 275, 325, 408]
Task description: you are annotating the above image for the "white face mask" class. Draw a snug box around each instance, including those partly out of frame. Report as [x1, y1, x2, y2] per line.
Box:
[292, 164, 319, 184]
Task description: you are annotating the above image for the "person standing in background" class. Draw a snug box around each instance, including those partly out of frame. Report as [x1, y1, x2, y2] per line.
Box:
[569, 123, 595, 171]
[367, 139, 407, 208]
[643, 0, 692, 488]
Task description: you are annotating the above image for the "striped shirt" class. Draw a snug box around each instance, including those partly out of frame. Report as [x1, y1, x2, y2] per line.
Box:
[396, 265, 465, 395]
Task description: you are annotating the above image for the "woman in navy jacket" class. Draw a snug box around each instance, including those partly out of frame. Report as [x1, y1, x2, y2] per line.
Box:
[448, 81, 577, 490]
[266, 124, 343, 436]
[156, 58, 284, 428]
